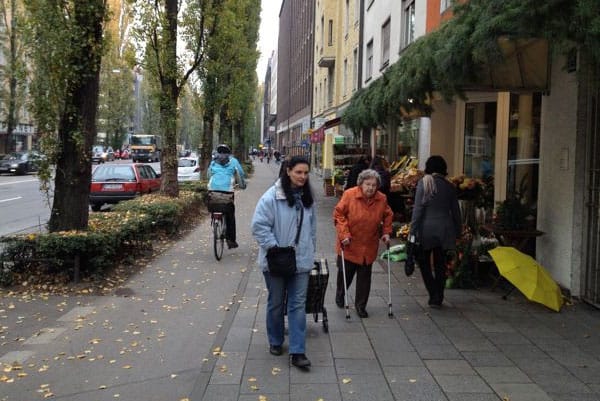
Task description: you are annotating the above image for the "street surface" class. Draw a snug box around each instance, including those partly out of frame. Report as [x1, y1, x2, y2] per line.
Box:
[0, 159, 161, 236]
[1, 160, 599, 401]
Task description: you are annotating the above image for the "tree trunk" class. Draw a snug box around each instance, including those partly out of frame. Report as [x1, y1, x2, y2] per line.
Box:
[219, 106, 232, 147]
[201, 112, 214, 172]
[158, 0, 180, 198]
[48, 2, 105, 232]
[5, 0, 18, 153]
[234, 119, 244, 161]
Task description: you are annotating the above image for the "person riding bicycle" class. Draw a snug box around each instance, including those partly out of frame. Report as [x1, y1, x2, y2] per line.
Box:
[207, 144, 246, 249]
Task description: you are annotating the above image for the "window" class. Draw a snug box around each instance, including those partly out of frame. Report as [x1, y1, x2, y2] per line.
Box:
[352, 48, 358, 91]
[366, 40, 373, 80]
[328, 19, 333, 46]
[345, 0, 349, 37]
[343, 59, 348, 96]
[463, 102, 497, 178]
[381, 18, 391, 67]
[320, 15, 324, 51]
[327, 67, 334, 105]
[396, 119, 420, 158]
[402, 0, 415, 49]
[440, 0, 451, 12]
[318, 84, 322, 111]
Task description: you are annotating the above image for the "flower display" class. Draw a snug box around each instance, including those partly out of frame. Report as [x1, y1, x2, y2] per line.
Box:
[449, 175, 494, 210]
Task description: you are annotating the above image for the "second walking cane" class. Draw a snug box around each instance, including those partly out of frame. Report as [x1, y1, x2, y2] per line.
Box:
[340, 244, 351, 320]
[386, 243, 393, 318]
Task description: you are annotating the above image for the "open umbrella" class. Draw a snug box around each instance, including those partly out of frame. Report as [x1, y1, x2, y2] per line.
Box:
[488, 246, 563, 312]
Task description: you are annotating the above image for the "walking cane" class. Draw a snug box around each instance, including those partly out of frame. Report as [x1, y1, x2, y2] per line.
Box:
[386, 242, 394, 318]
[340, 243, 351, 320]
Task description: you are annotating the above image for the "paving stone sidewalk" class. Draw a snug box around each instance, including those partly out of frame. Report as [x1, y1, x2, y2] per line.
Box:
[202, 160, 600, 401]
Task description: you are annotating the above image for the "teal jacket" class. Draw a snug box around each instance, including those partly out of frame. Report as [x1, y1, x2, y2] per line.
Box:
[207, 155, 245, 191]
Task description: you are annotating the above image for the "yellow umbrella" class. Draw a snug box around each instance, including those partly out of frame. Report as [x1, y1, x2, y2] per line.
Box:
[488, 246, 564, 312]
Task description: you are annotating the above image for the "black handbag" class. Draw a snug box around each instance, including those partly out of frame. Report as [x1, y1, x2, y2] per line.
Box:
[405, 235, 420, 277]
[266, 207, 303, 277]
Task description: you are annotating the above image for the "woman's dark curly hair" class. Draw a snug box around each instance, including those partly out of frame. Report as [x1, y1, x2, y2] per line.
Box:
[280, 156, 314, 208]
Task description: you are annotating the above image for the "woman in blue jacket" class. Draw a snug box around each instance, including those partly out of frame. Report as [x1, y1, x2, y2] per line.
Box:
[208, 144, 246, 248]
[251, 156, 316, 369]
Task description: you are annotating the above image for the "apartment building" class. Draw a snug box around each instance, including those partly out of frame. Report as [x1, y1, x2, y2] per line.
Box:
[312, 0, 362, 176]
[276, 0, 315, 156]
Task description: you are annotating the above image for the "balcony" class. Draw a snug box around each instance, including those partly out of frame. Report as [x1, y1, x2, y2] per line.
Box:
[318, 44, 336, 68]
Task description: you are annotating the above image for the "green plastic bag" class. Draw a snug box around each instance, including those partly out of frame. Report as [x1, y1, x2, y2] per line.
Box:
[380, 243, 408, 261]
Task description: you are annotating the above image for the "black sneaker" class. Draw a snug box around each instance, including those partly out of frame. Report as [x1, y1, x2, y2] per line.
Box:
[227, 240, 239, 249]
[335, 295, 344, 308]
[290, 353, 311, 368]
[269, 345, 283, 356]
[356, 308, 369, 318]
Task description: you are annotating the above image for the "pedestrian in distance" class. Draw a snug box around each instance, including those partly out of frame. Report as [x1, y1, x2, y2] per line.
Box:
[410, 155, 461, 308]
[369, 156, 392, 200]
[333, 169, 393, 318]
[207, 144, 246, 249]
[251, 156, 317, 369]
[345, 155, 372, 190]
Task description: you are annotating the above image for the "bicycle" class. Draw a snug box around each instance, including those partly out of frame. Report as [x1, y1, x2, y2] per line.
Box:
[211, 210, 227, 260]
[206, 190, 235, 261]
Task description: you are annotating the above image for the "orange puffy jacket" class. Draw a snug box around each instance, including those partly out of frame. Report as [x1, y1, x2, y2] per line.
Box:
[333, 186, 393, 265]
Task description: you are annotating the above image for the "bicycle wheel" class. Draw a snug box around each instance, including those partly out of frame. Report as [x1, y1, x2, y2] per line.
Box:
[213, 215, 225, 260]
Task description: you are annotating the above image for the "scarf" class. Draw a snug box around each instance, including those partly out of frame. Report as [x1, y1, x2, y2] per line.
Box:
[292, 188, 303, 210]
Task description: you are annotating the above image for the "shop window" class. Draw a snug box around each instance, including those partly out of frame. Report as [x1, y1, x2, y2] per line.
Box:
[507, 93, 541, 209]
[397, 119, 419, 158]
[463, 101, 497, 179]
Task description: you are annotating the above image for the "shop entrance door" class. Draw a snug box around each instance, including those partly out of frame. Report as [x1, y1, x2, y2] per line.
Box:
[583, 71, 600, 307]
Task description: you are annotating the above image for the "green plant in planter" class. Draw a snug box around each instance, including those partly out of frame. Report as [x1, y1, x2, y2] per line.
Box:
[494, 197, 530, 230]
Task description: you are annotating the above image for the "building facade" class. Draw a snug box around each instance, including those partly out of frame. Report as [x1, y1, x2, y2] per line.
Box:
[276, 0, 315, 156]
[311, 0, 362, 177]
[287, 0, 600, 303]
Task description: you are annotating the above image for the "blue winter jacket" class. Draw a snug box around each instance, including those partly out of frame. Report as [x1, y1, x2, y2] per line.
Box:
[207, 155, 246, 191]
[251, 179, 317, 273]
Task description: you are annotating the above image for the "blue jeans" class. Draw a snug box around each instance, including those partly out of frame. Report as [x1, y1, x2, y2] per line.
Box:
[263, 271, 309, 354]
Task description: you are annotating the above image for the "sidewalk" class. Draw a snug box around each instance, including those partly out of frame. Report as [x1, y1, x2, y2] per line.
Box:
[203, 161, 600, 401]
[0, 160, 599, 401]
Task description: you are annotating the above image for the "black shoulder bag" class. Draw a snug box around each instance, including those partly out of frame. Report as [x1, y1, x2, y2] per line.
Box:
[266, 207, 303, 277]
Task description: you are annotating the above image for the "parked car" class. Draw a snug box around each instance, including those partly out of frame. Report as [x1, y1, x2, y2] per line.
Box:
[0, 151, 43, 175]
[120, 149, 130, 160]
[91, 145, 115, 163]
[89, 163, 161, 211]
[177, 156, 202, 181]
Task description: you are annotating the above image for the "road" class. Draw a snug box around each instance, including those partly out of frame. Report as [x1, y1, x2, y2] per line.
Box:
[0, 160, 161, 237]
[0, 174, 51, 236]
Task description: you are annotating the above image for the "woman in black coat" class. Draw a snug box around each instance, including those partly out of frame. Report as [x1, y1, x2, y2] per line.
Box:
[410, 156, 461, 308]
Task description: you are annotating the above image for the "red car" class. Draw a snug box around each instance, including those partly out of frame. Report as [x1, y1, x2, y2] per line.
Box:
[90, 164, 161, 211]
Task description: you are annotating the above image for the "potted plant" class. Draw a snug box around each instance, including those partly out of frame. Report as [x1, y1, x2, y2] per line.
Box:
[493, 196, 531, 230]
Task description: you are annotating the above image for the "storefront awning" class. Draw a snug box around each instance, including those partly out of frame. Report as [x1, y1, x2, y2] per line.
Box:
[467, 38, 549, 91]
[311, 117, 341, 143]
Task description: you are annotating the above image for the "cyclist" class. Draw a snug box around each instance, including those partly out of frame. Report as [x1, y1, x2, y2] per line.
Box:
[207, 144, 246, 249]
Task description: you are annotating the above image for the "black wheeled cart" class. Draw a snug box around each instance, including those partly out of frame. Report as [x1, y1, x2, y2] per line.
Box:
[306, 259, 329, 333]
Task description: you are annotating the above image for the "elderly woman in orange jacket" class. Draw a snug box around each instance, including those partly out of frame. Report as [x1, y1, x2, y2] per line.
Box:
[333, 169, 393, 318]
